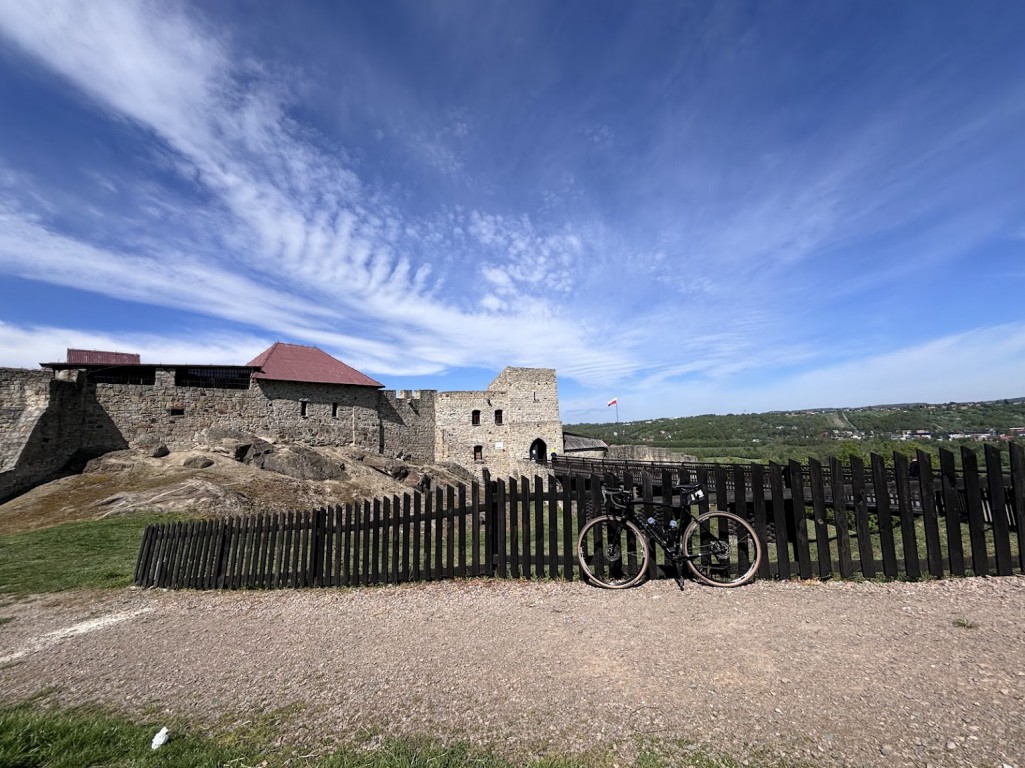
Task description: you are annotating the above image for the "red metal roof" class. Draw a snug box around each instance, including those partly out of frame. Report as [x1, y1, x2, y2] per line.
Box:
[67, 349, 141, 365]
[247, 342, 383, 387]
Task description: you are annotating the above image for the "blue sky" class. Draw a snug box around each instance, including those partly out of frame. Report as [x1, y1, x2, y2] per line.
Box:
[0, 1, 1023, 423]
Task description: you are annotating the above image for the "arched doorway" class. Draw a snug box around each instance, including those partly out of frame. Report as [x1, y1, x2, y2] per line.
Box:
[529, 438, 547, 464]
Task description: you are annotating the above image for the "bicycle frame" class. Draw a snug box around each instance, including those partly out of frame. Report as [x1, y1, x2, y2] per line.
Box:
[599, 478, 707, 587]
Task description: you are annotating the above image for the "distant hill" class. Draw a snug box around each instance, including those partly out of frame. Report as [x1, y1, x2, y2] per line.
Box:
[565, 397, 1025, 463]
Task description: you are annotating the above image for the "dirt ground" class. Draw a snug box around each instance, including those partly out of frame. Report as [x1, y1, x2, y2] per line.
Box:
[1, 575, 1024, 767]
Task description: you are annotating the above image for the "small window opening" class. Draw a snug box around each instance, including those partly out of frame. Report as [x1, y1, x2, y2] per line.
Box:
[473, 445, 483, 462]
[494, 409, 503, 425]
[300, 401, 308, 418]
[332, 402, 339, 418]
[471, 409, 481, 425]
[168, 407, 185, 417]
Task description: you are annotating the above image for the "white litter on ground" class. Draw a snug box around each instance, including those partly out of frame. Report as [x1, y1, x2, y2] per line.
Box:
[151, 726, 169, 749]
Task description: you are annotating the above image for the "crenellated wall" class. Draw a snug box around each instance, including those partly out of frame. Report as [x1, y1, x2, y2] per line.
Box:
[0, 364, 563, 501]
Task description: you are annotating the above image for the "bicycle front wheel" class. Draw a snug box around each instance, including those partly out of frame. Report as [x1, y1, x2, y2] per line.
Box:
[577, 515, 649, 589]
[683, 511, 762, 587]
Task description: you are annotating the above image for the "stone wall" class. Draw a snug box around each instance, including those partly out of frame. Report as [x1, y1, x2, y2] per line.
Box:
[379, 390, 437, 463]
[606, 445, 698, 463]
[434, 367, 563, 478]
[91, 373, 380, 451]
[0, 368, 127, 502]
[0, 368, 53, 473]
[0, 363, 565, 500]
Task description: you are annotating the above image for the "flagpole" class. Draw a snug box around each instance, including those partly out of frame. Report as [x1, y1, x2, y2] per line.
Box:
[616, 401, 619, 424]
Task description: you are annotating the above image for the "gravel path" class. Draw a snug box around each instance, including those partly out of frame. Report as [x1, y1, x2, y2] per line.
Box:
[1, 576, 1024, 767]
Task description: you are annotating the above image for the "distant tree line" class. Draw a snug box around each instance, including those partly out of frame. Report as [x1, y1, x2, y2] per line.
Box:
[566, 398, 1025, 466]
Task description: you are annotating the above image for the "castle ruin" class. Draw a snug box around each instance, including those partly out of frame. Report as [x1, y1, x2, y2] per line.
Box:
[0, 343, 564, 502]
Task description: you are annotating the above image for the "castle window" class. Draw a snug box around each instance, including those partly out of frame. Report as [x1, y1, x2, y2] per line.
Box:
[90, 367, 156, 386]
[168, 407, 185, 417]
[471, 409, 480, 425]
[300, 400, 308, 418]
[332, 402, 339, 418]
[473, 445, 483, 462]
[174, 367, 251, 389]
[494, 409, 503, 425]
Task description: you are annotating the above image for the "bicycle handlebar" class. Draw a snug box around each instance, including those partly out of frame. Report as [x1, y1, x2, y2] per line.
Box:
[599, 475, 706, 508]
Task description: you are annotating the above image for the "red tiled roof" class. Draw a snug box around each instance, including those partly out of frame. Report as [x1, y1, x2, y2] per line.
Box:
[67, 349, 141, 365]
[247, 342, 382, 387]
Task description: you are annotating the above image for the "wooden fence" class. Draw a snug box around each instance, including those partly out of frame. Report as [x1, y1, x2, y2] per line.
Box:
[133, 444, 1025, 589]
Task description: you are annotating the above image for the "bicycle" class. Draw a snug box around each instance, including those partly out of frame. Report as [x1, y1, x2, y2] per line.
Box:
[577, 473, 763, 589]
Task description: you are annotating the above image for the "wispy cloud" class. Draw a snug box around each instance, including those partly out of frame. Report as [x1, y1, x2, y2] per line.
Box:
[0, 1, 1023, 418]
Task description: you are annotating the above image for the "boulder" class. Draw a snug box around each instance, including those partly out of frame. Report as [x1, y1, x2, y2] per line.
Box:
[359, 453, 408, 479]
[133, 433, 170, 458]
[183, 456, 215, 469]
[241, 444, 348, 482]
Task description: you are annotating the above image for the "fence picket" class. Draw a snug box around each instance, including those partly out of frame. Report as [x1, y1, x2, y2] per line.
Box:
[939, 449, 966, 576]
[808, 458, 832, 579]
[520, 478, 531, 579]
[334, 505, 344, 587]
[916, 452, 944, 578]
[984, 445, 1013, 577]
[447, 486, 456, 579]
[849, 456, 875, 579]
[788, 459, 813, 580]
[961, 447, 989, 576]
[871, 454, 899, 579]
[768, 463, 790, 579]
[750, 463, 771, 579]
[534, 476, 544, 578]
[434, 487, 445, 579]
[560, 474, 573, 580]
[359, 501, 370, 586]
[402, 495, 412, 582]
[829, 457, 853, 579]
[496, 479, 508, 578]
[893, 452, 921, 580]
[459, 485, 468, 579]
[1011, 443, 1025, 573]
[472, 483, 482, 577]
[371, 499, 381, 586]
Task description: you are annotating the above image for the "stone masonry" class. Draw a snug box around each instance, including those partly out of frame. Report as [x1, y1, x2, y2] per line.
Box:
[0, 362, 563, 502]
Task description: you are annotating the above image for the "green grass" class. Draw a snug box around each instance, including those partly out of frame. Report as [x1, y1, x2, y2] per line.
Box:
[0, 702, 767, 768]
[0, 515, 185, 596]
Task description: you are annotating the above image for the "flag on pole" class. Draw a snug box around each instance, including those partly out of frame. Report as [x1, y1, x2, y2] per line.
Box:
[607, 397, 618, 407]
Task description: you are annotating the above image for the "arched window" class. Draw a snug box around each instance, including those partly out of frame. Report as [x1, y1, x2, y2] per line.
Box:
[494, 409, 503, 425]
[471, 409, 481, 425]
[530, 438, 547, 464]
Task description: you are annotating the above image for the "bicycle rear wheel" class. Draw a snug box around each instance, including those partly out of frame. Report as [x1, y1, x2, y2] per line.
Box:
[682, 511, 762, 587]
[577, 515, 649, 589]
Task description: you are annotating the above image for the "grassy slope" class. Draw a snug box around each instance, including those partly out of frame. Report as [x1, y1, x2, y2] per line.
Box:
[566, 398, 1025, 462]
[0, 514, 176, 595]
